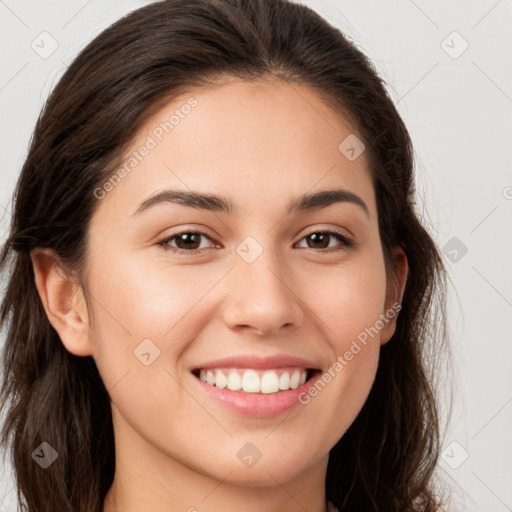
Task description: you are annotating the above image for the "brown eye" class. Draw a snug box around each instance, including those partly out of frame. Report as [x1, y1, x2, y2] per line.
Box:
[296, 231, 353, 252]
[158, 230, 217, 253]
[157, 229, 354, 256]
[173, 232, 202, 250]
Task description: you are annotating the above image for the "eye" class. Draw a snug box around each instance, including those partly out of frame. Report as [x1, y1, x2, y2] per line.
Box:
[157, 229, 354, 255]
[157, 230, 219, 254]
[295, 230, 354, 253]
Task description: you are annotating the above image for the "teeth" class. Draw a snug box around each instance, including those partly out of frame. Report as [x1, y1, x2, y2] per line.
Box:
[227, 371, 242, 391]
[289, 370, 300, 389]
[215, 369, 227, 389]
[198, 368, 309, 393]
[261, 371, 279, 394]
[243, 369, 260, 392]
[279, 371, 290, 390]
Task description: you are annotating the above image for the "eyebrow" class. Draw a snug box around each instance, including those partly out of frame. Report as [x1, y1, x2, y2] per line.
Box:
[134, 188, 370, 218]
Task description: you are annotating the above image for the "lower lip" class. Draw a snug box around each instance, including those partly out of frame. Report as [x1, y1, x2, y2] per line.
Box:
[192, 371, 322, 418]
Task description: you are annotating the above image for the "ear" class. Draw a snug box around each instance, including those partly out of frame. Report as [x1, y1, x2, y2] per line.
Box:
[31, 248, 93, 357]
[380, 246, 408, 346]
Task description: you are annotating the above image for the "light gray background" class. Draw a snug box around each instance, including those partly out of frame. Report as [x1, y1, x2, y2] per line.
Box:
[1, 1, 511, 511]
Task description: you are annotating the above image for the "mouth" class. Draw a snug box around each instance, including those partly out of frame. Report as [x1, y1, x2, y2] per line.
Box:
[191, 367, 321, 394]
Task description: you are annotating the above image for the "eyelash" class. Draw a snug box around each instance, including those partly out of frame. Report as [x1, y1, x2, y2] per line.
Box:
[157, 229, 355, 255]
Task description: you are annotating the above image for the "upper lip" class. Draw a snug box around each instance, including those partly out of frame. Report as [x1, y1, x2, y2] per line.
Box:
[191, 354, 322, 372]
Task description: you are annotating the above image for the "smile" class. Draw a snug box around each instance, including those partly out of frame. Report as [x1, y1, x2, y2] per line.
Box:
[194, 367, 312, 393]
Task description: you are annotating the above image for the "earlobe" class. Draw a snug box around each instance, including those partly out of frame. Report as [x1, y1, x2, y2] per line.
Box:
[380, 246, 408, 346]
[31, 248, 93, 357]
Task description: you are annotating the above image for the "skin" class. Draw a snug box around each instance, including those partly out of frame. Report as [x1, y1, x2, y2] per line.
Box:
[32, 75, 407, 512]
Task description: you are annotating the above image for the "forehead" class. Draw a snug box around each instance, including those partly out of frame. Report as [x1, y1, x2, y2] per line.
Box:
[97, 76, 376, 220]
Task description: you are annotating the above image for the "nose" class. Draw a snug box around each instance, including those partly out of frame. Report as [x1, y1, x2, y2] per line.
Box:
[221, 244, 305, 336]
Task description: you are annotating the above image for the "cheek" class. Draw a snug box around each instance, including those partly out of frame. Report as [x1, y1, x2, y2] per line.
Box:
[88, 250, 204, 341]
[83, 248, 194, 391]
[303, 251, 386, 405]
[299, 266, 386, 440]
[309, 253, 388, 350]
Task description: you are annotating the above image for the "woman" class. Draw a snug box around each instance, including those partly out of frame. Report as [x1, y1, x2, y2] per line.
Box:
[0, 0, 450, 510]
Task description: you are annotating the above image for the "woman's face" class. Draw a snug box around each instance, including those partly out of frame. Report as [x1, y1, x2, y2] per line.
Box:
[74, 77, 404, 487]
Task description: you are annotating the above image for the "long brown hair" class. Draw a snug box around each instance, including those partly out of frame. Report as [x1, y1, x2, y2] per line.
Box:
[0, 0, 451, 510]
